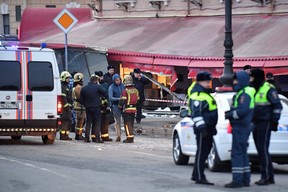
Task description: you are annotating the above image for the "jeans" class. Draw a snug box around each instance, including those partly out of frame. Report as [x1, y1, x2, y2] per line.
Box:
[112, 105, 122, 138]
[85, 107, 101, 140]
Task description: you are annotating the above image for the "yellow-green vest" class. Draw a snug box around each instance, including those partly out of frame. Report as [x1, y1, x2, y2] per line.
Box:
[255, 82, 275, 106]
[189, 92, 217, 111]
[234, 86, 255, 109]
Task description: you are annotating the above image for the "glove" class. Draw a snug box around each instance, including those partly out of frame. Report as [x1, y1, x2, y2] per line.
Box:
[269, 121, 278, 132]
[225, 111, 231, 120]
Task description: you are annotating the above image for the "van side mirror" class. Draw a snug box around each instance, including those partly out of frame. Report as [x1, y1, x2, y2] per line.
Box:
[180, 109, 189, 118]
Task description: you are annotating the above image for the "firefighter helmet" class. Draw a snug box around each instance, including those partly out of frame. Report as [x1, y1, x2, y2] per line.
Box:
[123, 75, 133, 86]
[60, 71, 71, 82]
[74, 73, 84, 83]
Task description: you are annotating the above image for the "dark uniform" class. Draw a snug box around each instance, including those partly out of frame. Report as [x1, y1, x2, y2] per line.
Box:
[225, 71, 255, 188]
[60, 71, 73, 140]
[119, 75, 139, 143]
[251, 69, 282, 185]
[103, 65, 115, 87]
[80, 75, 107, 143]
[131, 68, 149, 123]
[189, 72, 218, 185]
[95, 71, 113, 142]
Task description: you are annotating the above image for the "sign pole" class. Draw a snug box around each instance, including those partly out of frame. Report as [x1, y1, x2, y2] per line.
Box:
[65, 33, 68, 71]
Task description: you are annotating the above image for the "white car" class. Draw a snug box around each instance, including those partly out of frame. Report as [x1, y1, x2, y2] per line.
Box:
[172, 92, 288, 171]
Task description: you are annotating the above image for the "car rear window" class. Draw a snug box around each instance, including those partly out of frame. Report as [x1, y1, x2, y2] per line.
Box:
[28, 62, 54, 91]
[0, 61, 21, 91]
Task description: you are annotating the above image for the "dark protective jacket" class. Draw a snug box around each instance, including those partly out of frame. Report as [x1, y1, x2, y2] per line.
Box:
[108, 74, 125, 106]
[61, 82, 73, 111]
[99, 80, 109, 113]
[131, 73, 149, 99]
[226, 71, 255, 127]
[253, 82, 282, 122]
[189, 83, 218, 135]
[80, 82, 106, 109]
[103, 72, 114, 87]
[118, 85, 139, 113]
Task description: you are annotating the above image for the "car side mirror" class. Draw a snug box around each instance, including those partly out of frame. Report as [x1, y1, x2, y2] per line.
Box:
[180, 109, 189, 118]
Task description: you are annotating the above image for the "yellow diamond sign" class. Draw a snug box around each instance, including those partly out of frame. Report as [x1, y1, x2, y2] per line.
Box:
[53, 9, 78, 33]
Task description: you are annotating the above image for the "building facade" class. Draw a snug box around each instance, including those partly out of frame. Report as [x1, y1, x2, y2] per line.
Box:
[1, 0, 288, 35]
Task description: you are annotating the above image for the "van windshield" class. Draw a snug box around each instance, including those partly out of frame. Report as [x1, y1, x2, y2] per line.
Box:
[0, 61, 21, 91]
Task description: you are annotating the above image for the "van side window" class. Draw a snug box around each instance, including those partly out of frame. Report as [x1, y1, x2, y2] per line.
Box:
[28, 62, 54, 91]
[0, 61, 21, 91]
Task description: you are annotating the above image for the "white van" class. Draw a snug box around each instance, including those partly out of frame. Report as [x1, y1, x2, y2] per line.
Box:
[0, 45, 62, 144]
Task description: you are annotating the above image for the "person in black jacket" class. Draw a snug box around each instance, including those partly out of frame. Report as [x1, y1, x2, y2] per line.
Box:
[131, 68, 149, 123]
[103, 65, 115, 87]
[80, 75, 107, 143]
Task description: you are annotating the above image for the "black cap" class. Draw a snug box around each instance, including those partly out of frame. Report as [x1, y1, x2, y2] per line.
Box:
[266, 72, 273, 79]
[196, 71, 212, 82]
[107, 65, 114, 70]
[243, 65, 252, 70]
[251, 68, 265, 81]
[95, 71, 103, 77]
[134, 68, 141, 73]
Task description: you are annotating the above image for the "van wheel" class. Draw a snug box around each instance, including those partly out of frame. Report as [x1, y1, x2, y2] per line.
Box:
[11, 136, 21, 141]
[207, 141, 222, 172]
[173, 133, 189, 165]
[42, 134, 56, 144]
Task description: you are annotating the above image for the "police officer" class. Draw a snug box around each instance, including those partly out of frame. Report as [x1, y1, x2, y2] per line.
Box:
[189, 72, 217, 185]
[224, 71, 255, 188]
[95, 71, 113, 142]
[119, 75, 139, 143]
[250, 69, 282, 185]
[72, 73, 85, 140]
[60, 71, 73, 140]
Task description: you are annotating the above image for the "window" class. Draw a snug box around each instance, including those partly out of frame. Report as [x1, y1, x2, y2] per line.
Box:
[3, 14, 10, 34]
[15, 5, 21, 21]
[46, 5, 56, 8]
[0, 61, 21, 91]
[28, 62, 54, 91]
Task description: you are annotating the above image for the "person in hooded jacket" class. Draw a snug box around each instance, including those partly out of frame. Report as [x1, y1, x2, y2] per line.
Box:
[108, 74, 125, 142]
[224, 71, 255, 188]
[189, 71, 218, 185]
[250, 69, 282, 185]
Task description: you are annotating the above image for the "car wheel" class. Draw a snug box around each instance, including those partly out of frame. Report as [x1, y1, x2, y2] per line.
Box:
[173, 133, 189, 165]
[208, 141, 222, 172]
[11, 136, 21, 141]
[42, 133, 56, 144]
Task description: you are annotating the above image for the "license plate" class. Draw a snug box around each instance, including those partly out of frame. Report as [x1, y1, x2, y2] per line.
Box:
[278, 125, 288, 132]
[0, 102, 19, 109]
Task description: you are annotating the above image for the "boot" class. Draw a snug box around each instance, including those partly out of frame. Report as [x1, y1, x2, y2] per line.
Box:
[94, 139, 104, 143]
[255, 179, 270, 185]
[84, 138, 90, 143]
[102, 137, 113, 141]
[116, 137, 121, 142]
[224, 181, 243, 188]
[75, 134, 85, 140]
[60, 134, 72, 141]
[123, 138, 134, 143]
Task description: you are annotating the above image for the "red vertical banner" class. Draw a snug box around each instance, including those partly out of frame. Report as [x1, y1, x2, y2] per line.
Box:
[170, 67, 178, 92]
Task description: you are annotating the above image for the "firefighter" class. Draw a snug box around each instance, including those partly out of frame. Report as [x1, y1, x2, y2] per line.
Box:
[224, 71, 255, 188]
[60, 71, 73, 140]
[72, 72, 85, 140]
[118, 75, 139, 143]
[250, 69, 282, 185]
[189, 72, 218, 185]
[95, 71, 113, 142]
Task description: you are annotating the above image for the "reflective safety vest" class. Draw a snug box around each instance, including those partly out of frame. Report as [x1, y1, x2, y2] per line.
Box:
[255, 82, 274, 106]
[119, 86, 139, 113]
[189, 92, 217, 111]
[187, 82, 196, 113]
[234, 86, 255, 108]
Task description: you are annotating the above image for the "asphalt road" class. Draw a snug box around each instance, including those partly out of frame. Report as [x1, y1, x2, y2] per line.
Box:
[0, 133, 288, 192]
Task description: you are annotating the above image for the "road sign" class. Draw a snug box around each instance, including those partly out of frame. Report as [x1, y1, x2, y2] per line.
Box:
[53, 9, 78, 34]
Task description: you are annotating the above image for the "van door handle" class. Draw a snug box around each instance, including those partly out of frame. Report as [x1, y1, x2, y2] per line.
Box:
[26, 95, 33, 102]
